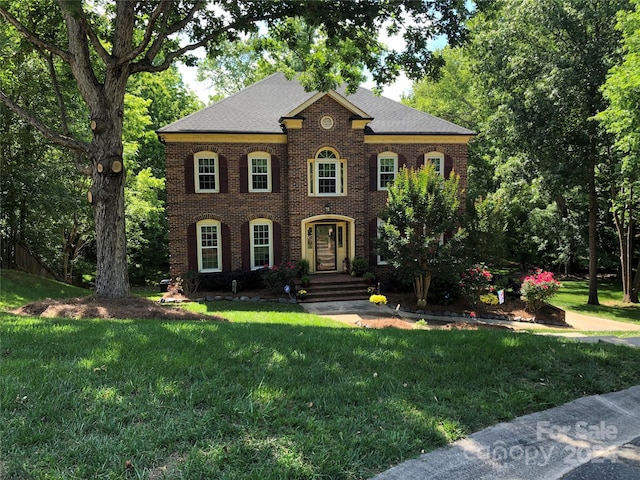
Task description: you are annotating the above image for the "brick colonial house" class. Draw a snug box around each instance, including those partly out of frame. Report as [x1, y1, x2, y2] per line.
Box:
[158, 73, 473, 279]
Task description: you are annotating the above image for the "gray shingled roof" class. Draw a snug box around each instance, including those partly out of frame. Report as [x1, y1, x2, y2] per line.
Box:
[158, 72, 474, 136]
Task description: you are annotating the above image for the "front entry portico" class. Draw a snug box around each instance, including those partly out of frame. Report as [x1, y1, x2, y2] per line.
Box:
[301, 215, 355, 274]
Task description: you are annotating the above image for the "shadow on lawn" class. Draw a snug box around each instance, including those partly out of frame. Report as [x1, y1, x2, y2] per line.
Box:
[3, 316, 640, 478]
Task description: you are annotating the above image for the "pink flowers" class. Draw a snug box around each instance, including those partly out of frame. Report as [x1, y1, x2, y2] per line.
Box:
[459, 264, 493, 310]
[520, 269, 561, 315]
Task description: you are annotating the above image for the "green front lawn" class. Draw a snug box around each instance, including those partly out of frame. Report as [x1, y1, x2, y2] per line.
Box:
[2, 270, 640, 478]
[2, 312, 640, 479]
[0, 269, 89, 311]
[551, 278, 640, 324]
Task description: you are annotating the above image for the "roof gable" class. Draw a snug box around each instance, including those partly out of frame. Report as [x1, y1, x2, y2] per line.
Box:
[286, 90, 371, 119]
[158, 72, 474, 136]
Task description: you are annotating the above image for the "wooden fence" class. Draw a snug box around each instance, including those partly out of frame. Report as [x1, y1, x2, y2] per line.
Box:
[11, 241, 58, 280]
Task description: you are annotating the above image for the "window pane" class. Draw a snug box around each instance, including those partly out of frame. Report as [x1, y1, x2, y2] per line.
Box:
[426, 156, 442, 175]
[250, 157, 269, 190]
[201, 248, 219, 269]
[198, 158, 217, 190]
[253, 224, 269, 245]
[201, 225, 218, 247]
[379, 157, 396, 188]
[318, 162, 337, 194]
[317, 149, 337, 159]
[200, 224, 219, 270]
[253, 246, 270, 267]
[252, 224, 270, 268]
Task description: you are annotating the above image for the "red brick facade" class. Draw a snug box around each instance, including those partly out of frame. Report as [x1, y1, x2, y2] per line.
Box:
[163, 94, 469, 278]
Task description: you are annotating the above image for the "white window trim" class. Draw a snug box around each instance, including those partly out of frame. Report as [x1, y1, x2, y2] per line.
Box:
[377, 218, 388, 265]
[250, 219, 273, 270]
[248, 152, 272, 192]
[308, 148, 347, 196]
[425, 152, 444, 176]
[194, 151, 219, 193]
[378, 152, 398, 190]
[197, 219, 222, 273]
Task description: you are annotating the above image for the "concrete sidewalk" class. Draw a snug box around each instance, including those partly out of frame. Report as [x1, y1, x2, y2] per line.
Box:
[370, 386, 640, 480]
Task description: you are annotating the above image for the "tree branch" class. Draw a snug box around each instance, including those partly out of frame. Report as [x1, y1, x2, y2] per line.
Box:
[76, 8, 113, 65]
[0, 5, 72, 63]
[58, 2, 103, 109]
[140, 0, 206, 67]
[0, 89, 92, 157]
[118, 0, 172, 65]
[38, 48, 71, 135]
[130, 7, 274, 75]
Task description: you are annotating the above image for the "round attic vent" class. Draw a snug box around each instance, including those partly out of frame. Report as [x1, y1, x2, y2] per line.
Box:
[320, 115, 335, 130]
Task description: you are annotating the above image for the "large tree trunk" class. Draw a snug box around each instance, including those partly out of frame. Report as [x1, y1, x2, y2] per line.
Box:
[88, 102, 129, 297]
[90, 159, 129, 297]
[59, 2, 132, 299]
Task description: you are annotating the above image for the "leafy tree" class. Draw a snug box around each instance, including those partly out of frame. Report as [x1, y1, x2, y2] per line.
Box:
[0, 14, 93, 282]
[377, 164, 461, 307]
[469, 0, 628, 304]
[122, 68, 202, 284]
[197, 18, 317, 102]
[0, 0, 472, 298]
[598, 0, 640, 302]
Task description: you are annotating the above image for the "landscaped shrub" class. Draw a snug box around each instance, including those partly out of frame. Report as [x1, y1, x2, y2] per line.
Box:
[427, 273, 460, 305]
[350, 257, 369, 276]
[197, 269, 265, 292]
[459, 264, 493, 310]
[480, 293, 499, 305]
[376, 267, 413, 293]
[262, 261, 298, 294]
[520, 269, 561, 315]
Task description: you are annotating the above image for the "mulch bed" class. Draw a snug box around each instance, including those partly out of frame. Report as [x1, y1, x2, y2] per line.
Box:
[11, 295, 227, 322]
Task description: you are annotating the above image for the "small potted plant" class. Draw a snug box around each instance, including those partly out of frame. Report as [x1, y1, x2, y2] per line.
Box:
[301, 275, 311, 287]
[297, 289, 308, 300]
[362, 271, 376, 285]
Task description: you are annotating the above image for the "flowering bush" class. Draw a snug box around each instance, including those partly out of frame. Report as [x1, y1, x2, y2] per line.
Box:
[520, 269, 561, 315]
[459, 264, 493, 310]
[262, 261, 298, 294]
[369, 294, 387, 305]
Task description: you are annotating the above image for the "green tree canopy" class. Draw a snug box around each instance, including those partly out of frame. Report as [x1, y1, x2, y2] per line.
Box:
[598, 0, 640, 301]
[377, 164, 461, 307]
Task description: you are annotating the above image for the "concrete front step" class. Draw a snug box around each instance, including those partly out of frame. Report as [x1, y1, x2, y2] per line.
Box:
[297, 275, 372, 303]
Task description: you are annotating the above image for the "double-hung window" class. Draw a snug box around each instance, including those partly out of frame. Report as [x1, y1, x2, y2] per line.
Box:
[248, 152, 271, 192]
[308, 149, 346, 196]
[425, 152, 444, 176]
[197, 220, 222, 272]
[250, 219, 273, 269]
[378, 152, 398, 190]
[194, 152, 219, 192]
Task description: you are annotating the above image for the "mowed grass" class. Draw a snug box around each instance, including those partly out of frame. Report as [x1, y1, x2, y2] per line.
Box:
[3, 314, 640, 479]
[551, 278, 640, 324]
[2, 270, 640, 479]
[0, 269, 89, 310]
